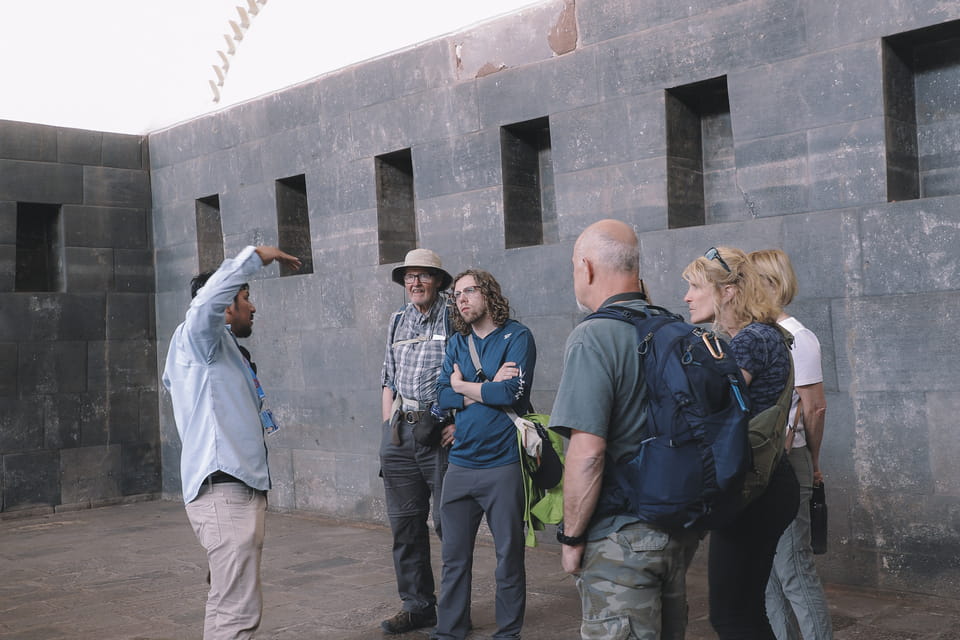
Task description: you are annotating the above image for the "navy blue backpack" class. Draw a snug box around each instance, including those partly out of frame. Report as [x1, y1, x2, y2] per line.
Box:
[589, 304, 753, 530]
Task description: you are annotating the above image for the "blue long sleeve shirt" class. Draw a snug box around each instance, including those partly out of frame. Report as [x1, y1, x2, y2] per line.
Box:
[162, 246, 270, 503]
[437, 319, 536, 469]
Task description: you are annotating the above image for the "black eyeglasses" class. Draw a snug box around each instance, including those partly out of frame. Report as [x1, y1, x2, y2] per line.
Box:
[403, 272, 436, 284]
[705, 247, 731, 273]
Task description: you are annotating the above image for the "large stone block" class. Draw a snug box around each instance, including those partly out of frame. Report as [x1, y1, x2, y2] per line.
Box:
[859, 197, 960, 295]
[107, 389, 143, 444]
[481, 48, 599, 130]
[0, 159, 83, 204]
[578, 0, 742, 45]
[0, 120, 57, 162]
[0, 342, 15, 396]
[352, 85, 480, 160]
[0, 293, 106, 342]
[106, 293, 153, 340]
[101, 132, 145, 170]
[412, 129, 502, 199]
[927, 391, 960, 497]
[732, 133, 810, 217]
[803, 0, 960, 54]
[155, 242, 199, 296]
[57, 128, 102, 166]
[64, 247, 114, 292]
[62, 205, 148, 249]
[729, 43, 883, 142]
[417, 187, 507, 260]
[60, 444, 122, 505]
[138, 389, 160, 445]
[114, 249, 155, 293]
[551, 90, 666, 174]
[597, 0, 806, 100]
[2, 450, 60, 510]
[781, 208, 863, 302]
[257, 124, 323, 189]
[520, 312, 577, 394]
[0, 200, 15, 244]
[79, 391, 109, 447]
[315, 68, 362, 121]
[120, 441, 161, 495]
[264, 81, 322, 133]
[0, 397, 44, 451]
[17, 341, 87, 395]
[832, 292, 958, 393]
[808, 117, 888, 211]
[42, 393, 82, 450]
[86, 339, 157, 391]
[82, 166, 150, 208]
[554, 157, 669, 235]
[391, 39, 454, 98]
[0, 246, 13, 292]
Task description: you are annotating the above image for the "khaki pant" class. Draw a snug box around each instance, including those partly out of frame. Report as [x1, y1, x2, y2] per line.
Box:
[186, 481, 267, 640]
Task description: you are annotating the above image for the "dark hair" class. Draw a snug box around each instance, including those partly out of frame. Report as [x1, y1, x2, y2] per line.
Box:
[190, 271, 249, 301]
[451, 269, 511, 335]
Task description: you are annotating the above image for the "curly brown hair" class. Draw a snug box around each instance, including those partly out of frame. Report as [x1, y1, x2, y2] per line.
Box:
[450, 269, 511, 335]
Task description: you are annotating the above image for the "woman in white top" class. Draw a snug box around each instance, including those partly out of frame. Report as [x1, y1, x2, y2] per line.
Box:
[749, 248, 833, 640]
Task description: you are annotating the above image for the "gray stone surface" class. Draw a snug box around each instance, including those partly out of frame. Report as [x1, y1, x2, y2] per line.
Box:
[1, 500, 959, 639]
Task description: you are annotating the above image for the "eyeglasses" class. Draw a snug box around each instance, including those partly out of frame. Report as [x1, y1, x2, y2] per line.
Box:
[403, 272, 435, 284]
[453, 286, 480, 300]
[704, 247, 732, 273]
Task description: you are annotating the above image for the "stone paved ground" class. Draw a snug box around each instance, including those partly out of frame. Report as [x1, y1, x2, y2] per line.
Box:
[1, 500, 958, 639]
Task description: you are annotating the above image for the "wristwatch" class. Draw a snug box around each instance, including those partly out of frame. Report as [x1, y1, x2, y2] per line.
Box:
[556, 522, 586, 546]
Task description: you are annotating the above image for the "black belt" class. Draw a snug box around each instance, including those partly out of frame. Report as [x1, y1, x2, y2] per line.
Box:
[208, 471, 242, 484]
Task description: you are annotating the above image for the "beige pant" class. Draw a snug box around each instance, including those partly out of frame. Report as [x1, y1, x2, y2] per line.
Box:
[186, 481, 267, 640]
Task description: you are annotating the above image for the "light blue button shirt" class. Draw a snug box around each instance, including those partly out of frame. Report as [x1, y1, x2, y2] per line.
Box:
[162, 246, 270, 503]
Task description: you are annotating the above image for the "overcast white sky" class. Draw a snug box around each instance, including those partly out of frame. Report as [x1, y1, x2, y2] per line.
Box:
[0, 0, 539, 134]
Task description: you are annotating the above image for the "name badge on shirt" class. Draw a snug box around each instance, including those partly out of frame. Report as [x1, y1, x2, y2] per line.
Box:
[432, 334, 445, 341]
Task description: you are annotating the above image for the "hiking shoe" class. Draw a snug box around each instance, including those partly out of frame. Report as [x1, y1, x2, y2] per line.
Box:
[381, 609, 437, 635]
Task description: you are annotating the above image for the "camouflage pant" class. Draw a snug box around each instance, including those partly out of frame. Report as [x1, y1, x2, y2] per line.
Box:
[576, 522, 700, 640]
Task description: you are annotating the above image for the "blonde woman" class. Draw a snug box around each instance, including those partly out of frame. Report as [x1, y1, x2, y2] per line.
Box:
[682, 246, 800, 640]
[750, 249, 833, 640]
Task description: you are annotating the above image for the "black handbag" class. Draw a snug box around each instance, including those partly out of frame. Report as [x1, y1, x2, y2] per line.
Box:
[810, 482, 828, 555]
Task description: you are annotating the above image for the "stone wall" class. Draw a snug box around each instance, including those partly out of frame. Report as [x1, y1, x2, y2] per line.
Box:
[0, 121, 157, 514]
[149, 0, 960, 597]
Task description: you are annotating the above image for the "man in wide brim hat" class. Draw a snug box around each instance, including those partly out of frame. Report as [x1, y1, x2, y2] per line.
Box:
[391, 248, 453, 290]
[379, 248, 455, 635]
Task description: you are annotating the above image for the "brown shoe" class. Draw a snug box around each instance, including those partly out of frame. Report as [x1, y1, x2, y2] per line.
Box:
[381, 609, 437, 635]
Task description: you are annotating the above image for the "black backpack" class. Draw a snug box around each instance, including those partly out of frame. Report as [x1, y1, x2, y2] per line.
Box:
[588, 304, 753, 530]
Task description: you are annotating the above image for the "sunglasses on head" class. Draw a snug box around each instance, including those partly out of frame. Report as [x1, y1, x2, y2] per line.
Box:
[704, 247, 732, 273]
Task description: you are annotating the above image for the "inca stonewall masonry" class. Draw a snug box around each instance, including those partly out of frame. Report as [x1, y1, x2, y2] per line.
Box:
[2, 0, 958, 599]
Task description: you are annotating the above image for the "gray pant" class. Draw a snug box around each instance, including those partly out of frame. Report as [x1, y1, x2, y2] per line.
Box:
[185, 481, 267, 640]
[380, 419, 447, 614]
[765, 446, 834, 640]
[435, 462, 526, 640]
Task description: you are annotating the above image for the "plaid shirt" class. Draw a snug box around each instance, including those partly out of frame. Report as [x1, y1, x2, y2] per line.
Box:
[381, 294, 450, 407]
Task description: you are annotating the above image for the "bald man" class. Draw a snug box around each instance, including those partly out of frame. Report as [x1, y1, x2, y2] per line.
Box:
[548, 220, 701, 640]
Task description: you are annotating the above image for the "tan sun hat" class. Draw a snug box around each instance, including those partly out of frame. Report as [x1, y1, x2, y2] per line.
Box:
[391, 248, 453, 290]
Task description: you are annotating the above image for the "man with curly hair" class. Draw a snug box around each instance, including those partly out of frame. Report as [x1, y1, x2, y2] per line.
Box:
[434, 269, 537, 640]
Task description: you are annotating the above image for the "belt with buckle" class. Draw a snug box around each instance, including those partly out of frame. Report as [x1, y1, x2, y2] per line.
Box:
[403, 410, 425, 424]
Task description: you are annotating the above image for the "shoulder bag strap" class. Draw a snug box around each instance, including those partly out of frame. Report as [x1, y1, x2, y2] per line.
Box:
[468, 334, 521, 423]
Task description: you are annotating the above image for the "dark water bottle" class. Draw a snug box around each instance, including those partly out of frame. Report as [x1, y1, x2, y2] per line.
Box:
[810, 482, 828, 555]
